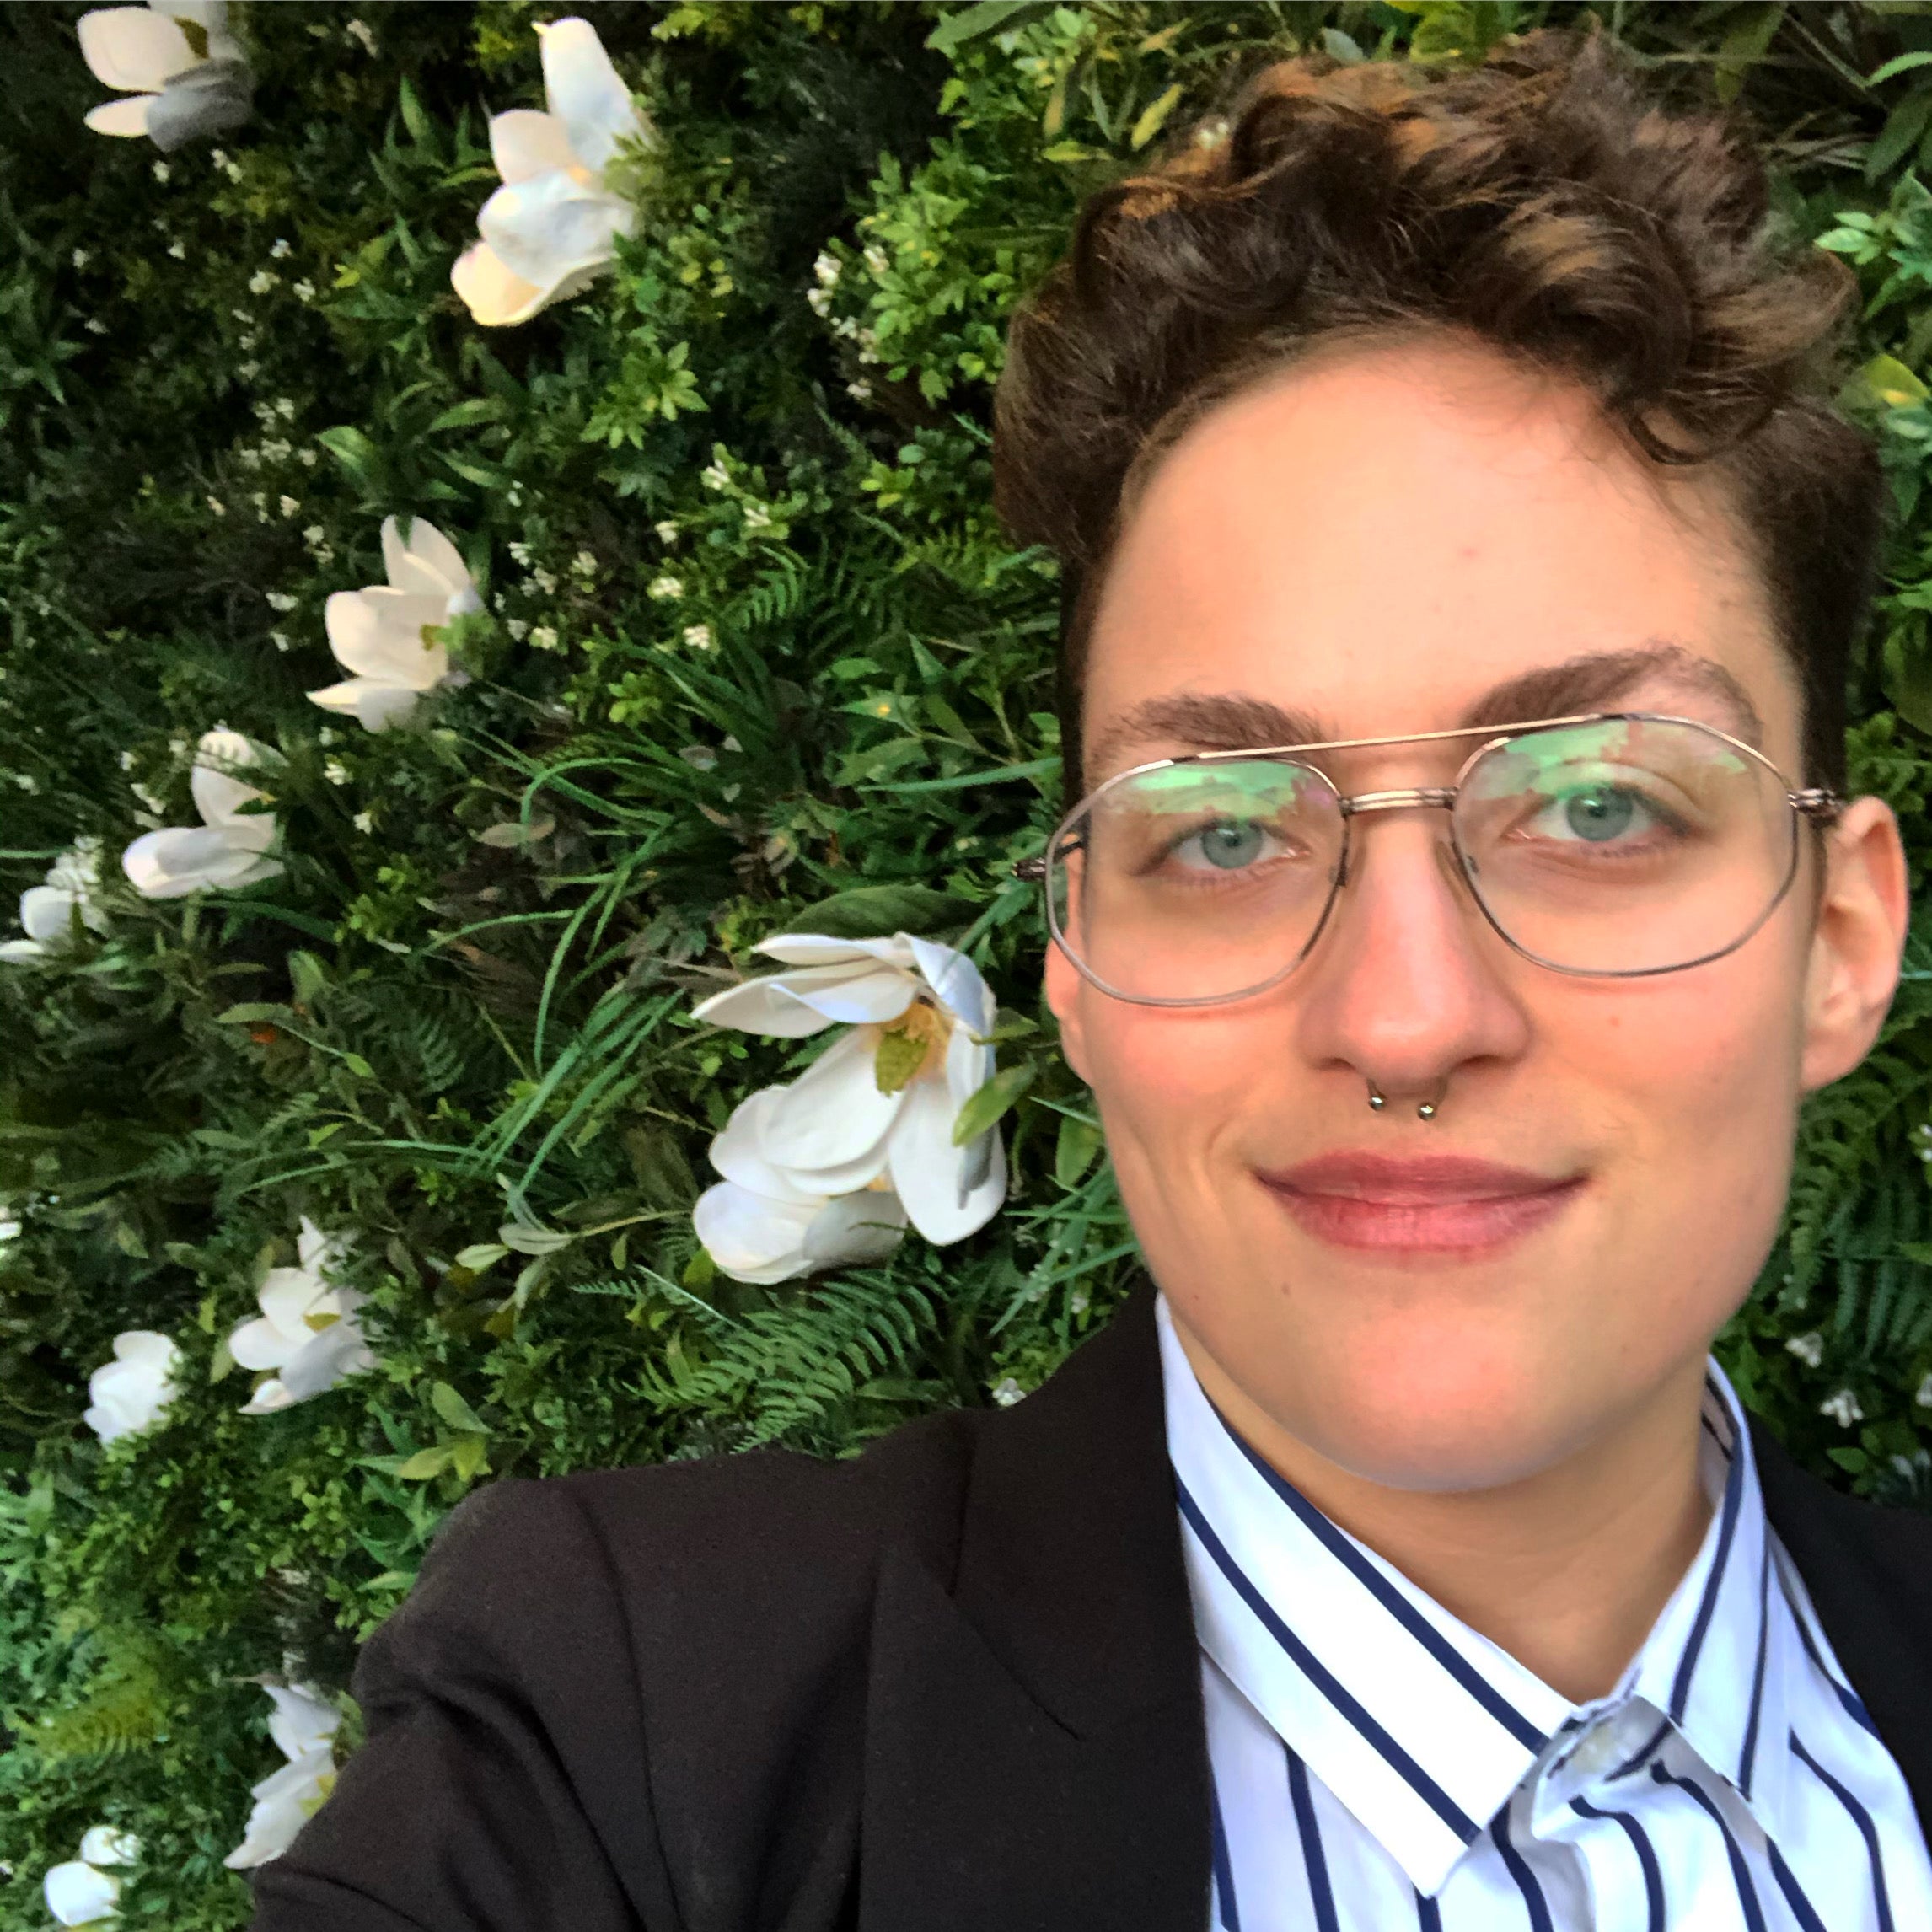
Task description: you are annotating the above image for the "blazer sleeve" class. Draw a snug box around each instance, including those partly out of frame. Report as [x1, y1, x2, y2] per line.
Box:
[249, 1475, 684, 1932]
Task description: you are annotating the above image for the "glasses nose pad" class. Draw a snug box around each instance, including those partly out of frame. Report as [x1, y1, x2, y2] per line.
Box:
[1436, 835, 1478, 899]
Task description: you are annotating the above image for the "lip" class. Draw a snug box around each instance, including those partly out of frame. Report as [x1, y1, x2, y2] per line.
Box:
[1256, 1152, 1585, 1255]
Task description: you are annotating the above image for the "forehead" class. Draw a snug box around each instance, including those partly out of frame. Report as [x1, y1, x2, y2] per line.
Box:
[1082, 337, 1798, 777]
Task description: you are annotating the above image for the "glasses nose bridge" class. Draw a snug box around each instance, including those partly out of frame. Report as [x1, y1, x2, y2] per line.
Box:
[1336, 784, 1459, 819]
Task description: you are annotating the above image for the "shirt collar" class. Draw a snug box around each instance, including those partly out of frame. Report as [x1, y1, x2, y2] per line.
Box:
[1157, 1293, 1784, 1895]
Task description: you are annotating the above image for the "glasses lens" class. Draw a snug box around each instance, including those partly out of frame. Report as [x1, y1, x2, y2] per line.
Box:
[1049, 759, 1344, 1001]
[1453, 716, 1796, 974]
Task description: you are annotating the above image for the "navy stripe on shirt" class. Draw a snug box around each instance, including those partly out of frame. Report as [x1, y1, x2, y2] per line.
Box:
[1650, 1764, 1767, 1932]
[1668, 1436, 1744, 1725]
[1793, 1730, 1894, 1932]
[1177, 1476, 1482, 1845]
[1287, 1743, 1342, 1932]
[1571, 1796, 1666, 1932]
[1210, 1402, 1548, 1752]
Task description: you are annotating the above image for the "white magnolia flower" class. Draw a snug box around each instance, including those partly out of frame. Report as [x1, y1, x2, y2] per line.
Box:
[121, 730, 282, 898]
[43, 1863, 117, 1927]
[690, 934, 1006, 1269]
[228, 1218, 377, 1415]
[78, 1830, 141, 1869]
[695, 1089, 911, 1284]
[0, 837, 108, 963]
[223, 1683, 340, 1870]
[308, 517, 480, 732]
[83, 1330, 182, 1444]
[78, 1, 251, 152]
[451, 17, 650, 327]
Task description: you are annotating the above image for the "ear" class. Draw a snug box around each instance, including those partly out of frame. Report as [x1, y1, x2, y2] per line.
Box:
[1800, 796, 1910, 1092]
[1044, 934, 1093, 1085]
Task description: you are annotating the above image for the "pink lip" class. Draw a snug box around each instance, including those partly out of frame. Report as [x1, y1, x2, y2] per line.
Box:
[1257, 1153, 1585, 1255]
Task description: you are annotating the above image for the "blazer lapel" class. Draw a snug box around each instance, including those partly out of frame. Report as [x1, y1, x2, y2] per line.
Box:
[1751, 1414, 1932, 1830]
[857, 1281, 1211, 1931]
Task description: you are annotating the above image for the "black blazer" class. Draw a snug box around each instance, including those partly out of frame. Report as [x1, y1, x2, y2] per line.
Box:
[253, 1283, 1932, 1932]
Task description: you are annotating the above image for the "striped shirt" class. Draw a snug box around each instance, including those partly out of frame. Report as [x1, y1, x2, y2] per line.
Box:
[1156, 1293, 1932, 1931]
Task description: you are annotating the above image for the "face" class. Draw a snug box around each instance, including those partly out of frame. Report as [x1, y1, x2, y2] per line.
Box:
[1049, 334, 1908, 1495]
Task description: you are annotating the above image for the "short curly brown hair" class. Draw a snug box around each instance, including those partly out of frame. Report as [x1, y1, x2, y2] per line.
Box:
[990, 18, 1886, 795]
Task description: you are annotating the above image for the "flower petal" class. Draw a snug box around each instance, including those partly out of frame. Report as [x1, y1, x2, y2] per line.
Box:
[266, 1682, 341, 1761]
[307, 678, 422, 733]
[277, 1314, 376, 1401]
[887, 1081, 1007, 1245]
[84, 95, 156, 137]
[239, 1377, 296, 1416]
[143, 59, 251, 152]
[78, 7, 195, 92]
[78, 1827, 141, 1868]
[403, 518, 470, 598]
[227, 1312, 297, 1373]
[324, 588, 447, 685]
[0, 938, 48, 963]
[475, 172, 630, 292]
[221, 1751, 335, 1869]
[799, 1189, 908, 1269]
[489, 107, 577, 185]
[191, 730, 268, 825]
[693, 1178, 817, 1285]
[758, 1028, 904, 1176]
[122, 825, 272, 898]
[692, 958, 916, 1034]
[450, 239, 548, 328]
[43, 1860, 120, 1928]
[538, 16, 642, 173]
[752, 931, 919, 970]
[19, 886, 80, 944]
[707, 1087, 825, 1203]
[910, 935, 995, 1034]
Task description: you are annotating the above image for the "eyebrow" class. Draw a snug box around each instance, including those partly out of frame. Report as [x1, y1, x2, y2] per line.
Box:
[1084, 644, 1765, 778]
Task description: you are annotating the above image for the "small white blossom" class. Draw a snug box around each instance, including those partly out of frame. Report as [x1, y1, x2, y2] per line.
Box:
[346, 16, 376, 54]
[813, 250, 840, 288]
[271, 632, 291, 652]
[806, 285, 834, 317]
[648, 575, 683, 601]
[990, 1377, 1024, 1408]
[266, 592, 298, 612]
[323, 758, 351, 786]
[653, 520, 679, 545]
[207, 494, 225, 514]
[292, 279, 315, 303]
[298, 446, 317, 466]
[278, 495, 298, 518]
[701, 462, 730, 491]
[531, 566, 558, 596]
[248, 269, 279, 295]
[83, 1331, 183, 1443]
[742, 503, 772, 530]
[529, 625, 560, 652]
[352, 809, 373, 834]
[572, 549, 598, 579]
[168, 239, 187, 260]
[237, 357, 259, 378]
[683, 624, 713, 651]
[86, 318, 110, 335]
[152, 161, 170, 183]
[1820, 1389, 1865, 1428]
[270, 237, 292, 259]
[1785, 1331, 1824, 1369]
[507, 539, 532, 566]
[118, 750, 137, 771]
[72, 248, 92, 269]
[504, 618, 529, 641]
[863, 244, 888, 276]
[845, 379, 873, 403]
[1917, 1372, 1932, 1409]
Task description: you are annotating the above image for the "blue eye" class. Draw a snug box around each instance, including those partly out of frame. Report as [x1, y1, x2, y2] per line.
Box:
[1184, 820, 1270, 870]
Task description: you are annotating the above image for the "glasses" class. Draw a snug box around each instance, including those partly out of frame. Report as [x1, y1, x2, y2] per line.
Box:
[1015, 712, 1843, 1008]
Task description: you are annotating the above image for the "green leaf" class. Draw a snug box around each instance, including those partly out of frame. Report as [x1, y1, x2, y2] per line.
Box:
[926, 0, 1049, 53]
[453, 1242, 509, 1273]
[1055, 1114, 1106, 1189]
[450, 1435, 491, 1479]
[215, 1002, 290, 1025]
[786, 883, 979, 938]
[1130, 83, 1184, 153]
[395, 1446, 454, 1481]
[951, 1060, 1034, 1146]
[1319, 27, 1365, 62]
[1866, 50, 1932, 88]
[427, 397, 507, 433]
[316, 425, 381, 483]
[1712, 3, 1784, 106]
[1865, 89, 1932, 182]
[287, 950, 329, 1006]
[1866, 352, 1929, 405]
[397, 76, 434, 145]
[342, 1053, 375, 1079]
[430, 1382, 486, 1434]
[1884, 623, 1932, 733]
[499, 1222, 573, 1256]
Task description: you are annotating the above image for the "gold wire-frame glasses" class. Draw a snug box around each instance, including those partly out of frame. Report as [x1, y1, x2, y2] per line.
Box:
[1013, 711, 1844, 1009]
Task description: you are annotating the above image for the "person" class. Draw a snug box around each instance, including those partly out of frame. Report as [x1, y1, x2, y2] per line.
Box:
[252, 20, 1932, 1932]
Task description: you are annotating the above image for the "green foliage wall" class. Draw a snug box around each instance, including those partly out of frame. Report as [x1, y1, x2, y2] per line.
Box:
[3, 1, 1932, 1924]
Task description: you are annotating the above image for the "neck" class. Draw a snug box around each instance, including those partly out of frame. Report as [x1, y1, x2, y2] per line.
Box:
[1170, 1317, 1714, 1704]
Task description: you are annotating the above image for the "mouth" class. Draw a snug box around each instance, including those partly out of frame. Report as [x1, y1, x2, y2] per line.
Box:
[1255, 1152, 1586, 1255]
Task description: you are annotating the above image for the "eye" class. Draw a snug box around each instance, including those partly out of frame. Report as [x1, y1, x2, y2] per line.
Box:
[1525, 782, 1673, 845]
[1171, 818, 1282, 872]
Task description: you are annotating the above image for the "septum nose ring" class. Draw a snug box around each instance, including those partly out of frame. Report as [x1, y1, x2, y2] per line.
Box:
[1367, 1077, 1448, 1121]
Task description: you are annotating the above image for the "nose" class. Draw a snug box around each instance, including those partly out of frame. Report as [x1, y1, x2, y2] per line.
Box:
[1293, 808, 1531, 1110]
